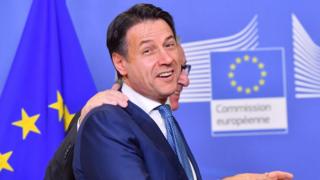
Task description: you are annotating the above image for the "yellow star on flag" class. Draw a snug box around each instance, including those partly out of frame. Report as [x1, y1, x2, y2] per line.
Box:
[49, 91, 64, 120]
[0, 151, 14, 172]
[49, 91, 75, 131]
[63, 106, 75, 131]
[12, 109, 41, 140]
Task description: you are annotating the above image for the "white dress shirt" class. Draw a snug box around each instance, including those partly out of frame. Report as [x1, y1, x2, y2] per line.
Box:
[122, 83, 167, 137]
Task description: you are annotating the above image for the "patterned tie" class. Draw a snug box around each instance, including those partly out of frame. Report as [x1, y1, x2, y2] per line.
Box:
[157, 104, 194, 180]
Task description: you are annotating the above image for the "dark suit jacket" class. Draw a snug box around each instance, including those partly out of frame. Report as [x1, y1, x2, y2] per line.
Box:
[44, 112, 80, 180]
[73, 101, 202, 180]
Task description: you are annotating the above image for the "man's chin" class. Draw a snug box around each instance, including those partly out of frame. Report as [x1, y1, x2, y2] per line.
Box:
[170, 101, 179, 111]
[169, 95, 180, 110]
[159, 87, 177, 97]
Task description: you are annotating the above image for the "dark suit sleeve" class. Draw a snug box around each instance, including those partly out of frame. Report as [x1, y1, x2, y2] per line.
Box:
[45, 112, 80, 180]
[74, 106, 150, 180]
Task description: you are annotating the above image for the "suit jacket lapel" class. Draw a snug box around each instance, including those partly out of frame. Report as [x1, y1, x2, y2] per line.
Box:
[124, 101, 186, 174]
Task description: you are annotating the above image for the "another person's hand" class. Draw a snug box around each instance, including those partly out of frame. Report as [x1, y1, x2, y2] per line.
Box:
[223, 171, 293, 180]
[78, 83, 128, 125]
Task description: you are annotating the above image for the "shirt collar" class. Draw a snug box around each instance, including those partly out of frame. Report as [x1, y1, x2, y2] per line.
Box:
[122, 83, 163, 115]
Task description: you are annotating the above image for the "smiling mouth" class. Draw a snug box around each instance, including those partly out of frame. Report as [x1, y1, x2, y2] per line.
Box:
[157, 70, 174, 78]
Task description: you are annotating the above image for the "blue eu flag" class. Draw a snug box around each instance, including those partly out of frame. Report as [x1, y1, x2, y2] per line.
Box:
[0, 0, 96, 179]
[211, 49, 285, 99]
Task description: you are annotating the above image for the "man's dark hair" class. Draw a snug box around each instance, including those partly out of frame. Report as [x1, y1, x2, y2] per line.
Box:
[106, 3, 176, 58]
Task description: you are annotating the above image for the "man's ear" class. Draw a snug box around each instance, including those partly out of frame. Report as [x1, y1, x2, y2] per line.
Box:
[112, 53, 128, 76]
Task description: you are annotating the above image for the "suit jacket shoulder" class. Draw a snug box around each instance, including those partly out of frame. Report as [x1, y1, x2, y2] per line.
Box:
[73, 103, 190, 180]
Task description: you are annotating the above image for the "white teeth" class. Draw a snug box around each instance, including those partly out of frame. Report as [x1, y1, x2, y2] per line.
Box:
[159, 71, 173, 77]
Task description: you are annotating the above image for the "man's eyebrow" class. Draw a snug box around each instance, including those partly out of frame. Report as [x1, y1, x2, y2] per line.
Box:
[139, 39, 153, 46]
[165, 35, 175, 42]
[138, 35, 175, 46]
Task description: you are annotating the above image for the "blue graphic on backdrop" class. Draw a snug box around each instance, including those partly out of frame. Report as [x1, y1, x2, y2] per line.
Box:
[211, 49, 285, 99]
[292, 14, 320, 99]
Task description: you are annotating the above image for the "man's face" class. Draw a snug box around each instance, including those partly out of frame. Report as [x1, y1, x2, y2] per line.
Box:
[119, 19, 180, 103]
[169, 46, 190, 111]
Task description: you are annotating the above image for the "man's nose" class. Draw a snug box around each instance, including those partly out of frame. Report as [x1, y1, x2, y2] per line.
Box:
[158, 49, 174, 65]
[178, 73, 190, 87]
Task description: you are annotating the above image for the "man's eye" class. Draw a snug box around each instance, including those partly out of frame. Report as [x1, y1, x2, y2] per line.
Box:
[165, 43, 176, 48]
[143, 49, 151, 55]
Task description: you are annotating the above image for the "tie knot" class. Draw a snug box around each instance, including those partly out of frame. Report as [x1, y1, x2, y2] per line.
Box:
[157, 104, 173, 119]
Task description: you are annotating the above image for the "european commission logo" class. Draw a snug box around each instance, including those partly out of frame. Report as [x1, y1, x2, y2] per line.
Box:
[180, 15, 288, 136]
[210, 49, 288, 136]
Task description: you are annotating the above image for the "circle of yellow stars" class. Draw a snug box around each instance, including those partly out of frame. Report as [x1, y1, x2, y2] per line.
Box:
[1, 90, 75, 172]
[228, 55, 267, 94]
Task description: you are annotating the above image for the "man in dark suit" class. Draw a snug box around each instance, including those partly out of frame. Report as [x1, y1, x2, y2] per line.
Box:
[45, 28, 191, 179]
[44, 42, 191, 179]
[72, 3, 202, 180]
